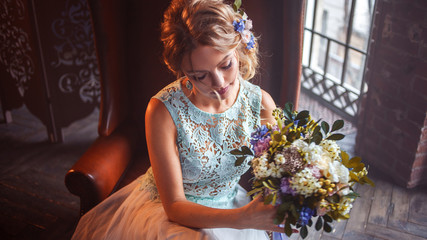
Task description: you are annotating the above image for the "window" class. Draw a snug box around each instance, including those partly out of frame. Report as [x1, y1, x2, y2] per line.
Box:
[301, 0, 376, 122]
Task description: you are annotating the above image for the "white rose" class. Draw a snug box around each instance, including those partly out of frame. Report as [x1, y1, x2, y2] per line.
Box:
[245, 20, 253, 30]
[325, 161, 349, 184]
[241, 30, 252, 43]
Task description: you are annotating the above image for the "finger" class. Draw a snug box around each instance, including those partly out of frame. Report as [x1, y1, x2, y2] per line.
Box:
[272, 226, 285, 233]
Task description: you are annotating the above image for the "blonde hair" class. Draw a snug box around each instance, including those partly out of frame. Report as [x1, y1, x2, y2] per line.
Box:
[161, 0, 259, 80]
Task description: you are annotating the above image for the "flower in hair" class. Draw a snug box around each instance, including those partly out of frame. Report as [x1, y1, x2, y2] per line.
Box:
[233, 18, 255, 50]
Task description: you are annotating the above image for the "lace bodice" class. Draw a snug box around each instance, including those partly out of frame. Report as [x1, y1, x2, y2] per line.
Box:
[149, 78, 261, 209]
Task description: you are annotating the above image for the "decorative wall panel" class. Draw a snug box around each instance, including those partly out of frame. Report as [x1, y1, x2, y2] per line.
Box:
[0, 0, 100, 142]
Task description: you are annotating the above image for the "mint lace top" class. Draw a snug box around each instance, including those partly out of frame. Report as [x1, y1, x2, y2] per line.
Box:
[151, 77, 261, 209]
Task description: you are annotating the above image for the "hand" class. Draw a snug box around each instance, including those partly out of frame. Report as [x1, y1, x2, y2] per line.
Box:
[240, 195, 285, 233]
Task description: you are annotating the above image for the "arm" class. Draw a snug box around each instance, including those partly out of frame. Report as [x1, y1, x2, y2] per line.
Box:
[260, 89, 277, 125]
[145, 98, 283, 232]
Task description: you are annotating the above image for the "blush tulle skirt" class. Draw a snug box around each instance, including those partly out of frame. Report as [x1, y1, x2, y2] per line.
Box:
[71, 173, 269, 240]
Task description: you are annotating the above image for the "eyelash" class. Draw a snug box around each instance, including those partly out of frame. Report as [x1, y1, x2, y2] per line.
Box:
[221, 61, 233, 70]
[192, 60, 233, 81]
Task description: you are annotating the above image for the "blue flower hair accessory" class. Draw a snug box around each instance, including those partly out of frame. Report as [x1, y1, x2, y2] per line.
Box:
[232, 0, 255, 50]
[233, 18, 255, 50]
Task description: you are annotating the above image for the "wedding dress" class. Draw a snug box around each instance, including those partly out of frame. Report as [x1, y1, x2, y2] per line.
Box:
[71, 78, 269, 239]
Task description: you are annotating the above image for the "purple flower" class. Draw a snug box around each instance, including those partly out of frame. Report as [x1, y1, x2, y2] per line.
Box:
[298, 206, 316, 226]
[233, 19, 245, 33]
[252, 137, 271, 157]
[280, 177, 296, 196]
[251, 125, 271, 157]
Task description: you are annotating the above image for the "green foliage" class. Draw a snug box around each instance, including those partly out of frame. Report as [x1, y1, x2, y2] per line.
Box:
[323, 214, 333, 223]
[315, 216, 323, 231]
[300, 225, 308, 239]
[284, 222, 293, 237]
[326, 133, 345, 140]
[234, 156, 246, 167]
[345, 191, 360, 199]
[321, 121, 330, 134]
[323, 222, 332, 232]
[231, 146, 253, 166]
[233, 0, 242, 12]
[331, 120, 344, 132]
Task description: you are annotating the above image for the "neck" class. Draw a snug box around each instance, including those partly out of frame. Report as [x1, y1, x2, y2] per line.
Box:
[183, 80, 240, 114]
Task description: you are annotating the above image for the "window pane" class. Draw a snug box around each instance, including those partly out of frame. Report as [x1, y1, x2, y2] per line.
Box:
[345, 49, 366, 91]
[326, 41, 345, 81]
[313, 0, 349, 42]
[302, 30, 312, 66]
[305, 0, 315, 29]
[350, 0, 375, 51]
[311, 34, 327, 74]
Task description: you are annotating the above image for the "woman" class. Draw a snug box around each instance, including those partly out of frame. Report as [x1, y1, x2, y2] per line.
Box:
[72, 0, 282, 239]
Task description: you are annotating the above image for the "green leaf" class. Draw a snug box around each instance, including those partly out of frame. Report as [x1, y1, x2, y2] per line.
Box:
[323, 222, 332, 232]
[234, 156, 247, 166]
[362, 176, 375, 187]
[323, 214, 333, 223]
[321, 121, 330, 134]
[300, 225, 308, 239]
[326, 133, 345, 141]
[348, 156, 362, 168]
[345, 191, 360, 199]
[290, 203, 298, 219]
[353, 163, 365, 172]
[284, 102, 294, 113]
[264, 194, 273, 205]
[331, 120, 344, 132]
[311, 134, 322, 145]
[247, 187, 263, 196]
[327, 194, 340, 204]
[315, 216, 323, 231]
[284, 222, 293, 237]
[233, 0, 242, 11]
[295, 110, 309, 121]
[341, 151, 349, 162]
[298, 118, 308, 127]
[230, 149, 243, 155]
[241, 146, 253, 155]
[307, 219, 313, 227]
[312, 125, 321, 136]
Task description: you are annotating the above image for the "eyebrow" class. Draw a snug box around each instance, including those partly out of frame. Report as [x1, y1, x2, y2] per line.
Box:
[186, 53, 233, 74]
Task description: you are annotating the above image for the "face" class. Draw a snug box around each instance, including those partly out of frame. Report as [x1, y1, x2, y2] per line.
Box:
[181, 45, 239, 101]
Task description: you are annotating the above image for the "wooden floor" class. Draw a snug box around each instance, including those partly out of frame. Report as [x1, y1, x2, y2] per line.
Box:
[0, 93, 426, 240]
[0, 106, 98, 240]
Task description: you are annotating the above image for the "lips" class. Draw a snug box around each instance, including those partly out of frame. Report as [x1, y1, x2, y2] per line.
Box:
[216, 86, 229, 95]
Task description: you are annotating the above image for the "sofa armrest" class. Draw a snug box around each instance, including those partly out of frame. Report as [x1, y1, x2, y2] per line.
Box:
[65, 125, 140, 215]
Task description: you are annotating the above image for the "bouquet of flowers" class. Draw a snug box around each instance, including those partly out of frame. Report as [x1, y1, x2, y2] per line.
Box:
[232, 103, 374, 238]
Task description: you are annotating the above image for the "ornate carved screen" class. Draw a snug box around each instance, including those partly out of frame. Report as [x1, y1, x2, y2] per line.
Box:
[0, 0, 100, 142]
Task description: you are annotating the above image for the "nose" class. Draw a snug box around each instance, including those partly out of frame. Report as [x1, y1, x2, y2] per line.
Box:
[211, 70, 225, 88]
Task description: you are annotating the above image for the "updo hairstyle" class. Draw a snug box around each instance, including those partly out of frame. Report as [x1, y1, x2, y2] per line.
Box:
[161, 0, 259, 80]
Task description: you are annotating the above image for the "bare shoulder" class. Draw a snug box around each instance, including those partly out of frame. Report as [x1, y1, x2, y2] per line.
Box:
[260, 89, 277, 125]
[146, 98, 171, 121]
[145, 98, 176, 134]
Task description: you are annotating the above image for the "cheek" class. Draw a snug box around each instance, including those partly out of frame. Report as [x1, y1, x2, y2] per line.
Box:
[228, 61, 239, 81]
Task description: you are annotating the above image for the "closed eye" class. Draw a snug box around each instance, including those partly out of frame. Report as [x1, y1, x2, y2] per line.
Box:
[221, 61, 232, 70]
[192, 74, 207, 81]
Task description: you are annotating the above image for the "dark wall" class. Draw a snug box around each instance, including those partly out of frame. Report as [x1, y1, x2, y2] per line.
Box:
[356, 0, 427, 188]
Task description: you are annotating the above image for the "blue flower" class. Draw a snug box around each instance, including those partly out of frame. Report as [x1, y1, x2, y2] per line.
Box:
[251, 125, 269, 144]
[298, 206, 316, 226]
[245, 34, 255, 49]
[233, 19, 245, 33]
